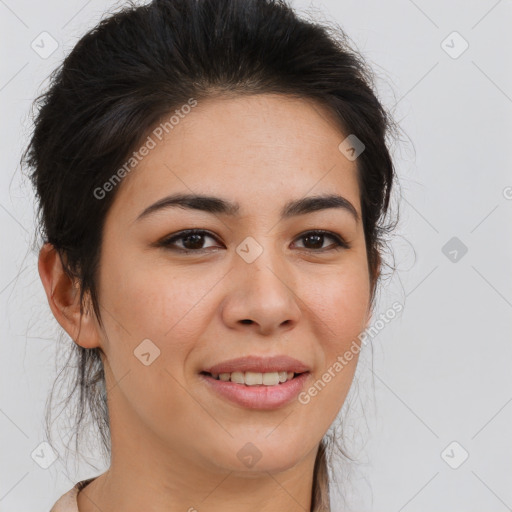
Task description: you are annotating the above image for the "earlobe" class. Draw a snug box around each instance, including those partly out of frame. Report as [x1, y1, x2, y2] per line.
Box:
[38, 242, 101, 349]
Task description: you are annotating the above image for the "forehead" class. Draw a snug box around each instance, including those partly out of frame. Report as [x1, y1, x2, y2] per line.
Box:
[107, 93, 361, 222]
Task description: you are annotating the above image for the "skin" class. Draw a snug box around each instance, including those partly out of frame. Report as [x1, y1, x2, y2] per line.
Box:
[39, 93, 376, 512]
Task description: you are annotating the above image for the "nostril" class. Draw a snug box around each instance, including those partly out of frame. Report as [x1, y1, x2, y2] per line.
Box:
[240, 319, 253, 324]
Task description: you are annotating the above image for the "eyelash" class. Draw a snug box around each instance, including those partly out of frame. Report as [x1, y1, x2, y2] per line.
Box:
[157, 229, 351, 254]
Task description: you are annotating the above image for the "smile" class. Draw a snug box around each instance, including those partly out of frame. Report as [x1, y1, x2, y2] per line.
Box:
[199, 371, 311, 410]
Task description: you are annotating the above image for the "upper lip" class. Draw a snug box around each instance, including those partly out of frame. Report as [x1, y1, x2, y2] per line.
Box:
[202, 355, 310, 374]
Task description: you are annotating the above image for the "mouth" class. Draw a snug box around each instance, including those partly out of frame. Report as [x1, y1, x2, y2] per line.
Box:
[198, 370, 311, 410]
[199, 370, 308, 386]
[199, 355, 311, 409]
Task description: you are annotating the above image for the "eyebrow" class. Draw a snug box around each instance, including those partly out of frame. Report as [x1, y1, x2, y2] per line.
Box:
[135, 192, 359, 223]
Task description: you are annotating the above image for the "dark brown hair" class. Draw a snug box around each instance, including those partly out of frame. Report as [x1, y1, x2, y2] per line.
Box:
[23, 0, 401, 509]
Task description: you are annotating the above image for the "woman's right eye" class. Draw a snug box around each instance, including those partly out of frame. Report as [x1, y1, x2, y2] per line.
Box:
[158, 229, 222, 253]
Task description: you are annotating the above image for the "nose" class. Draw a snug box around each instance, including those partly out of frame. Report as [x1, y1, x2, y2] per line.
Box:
[220, 248, 302, 336]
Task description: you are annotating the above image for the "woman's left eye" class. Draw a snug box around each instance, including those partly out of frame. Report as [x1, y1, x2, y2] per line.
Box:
[292, 230, 350, 251]
[157, 229, 350, 253]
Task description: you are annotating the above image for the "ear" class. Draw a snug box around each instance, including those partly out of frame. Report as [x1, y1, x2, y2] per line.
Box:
[38, 242, 101, 349]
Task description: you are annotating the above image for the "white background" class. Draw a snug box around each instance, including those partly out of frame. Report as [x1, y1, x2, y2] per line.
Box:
[1, 0, 511, 510]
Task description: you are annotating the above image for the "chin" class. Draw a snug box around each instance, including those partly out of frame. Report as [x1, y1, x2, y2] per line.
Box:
[207, 440, 309, 475]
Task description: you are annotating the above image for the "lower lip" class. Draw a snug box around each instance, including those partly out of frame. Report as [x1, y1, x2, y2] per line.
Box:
[199, 372, 310, 410]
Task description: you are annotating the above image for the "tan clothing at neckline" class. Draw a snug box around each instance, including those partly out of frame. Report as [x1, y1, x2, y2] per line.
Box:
[49, 477, 97, 512]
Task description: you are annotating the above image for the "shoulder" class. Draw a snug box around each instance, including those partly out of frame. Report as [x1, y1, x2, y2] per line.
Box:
[49, 477, 97, 512]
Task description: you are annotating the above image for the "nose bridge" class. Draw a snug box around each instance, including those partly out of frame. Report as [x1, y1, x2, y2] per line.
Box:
[235, 232, 288, 291]
[222, 232, 301, 333]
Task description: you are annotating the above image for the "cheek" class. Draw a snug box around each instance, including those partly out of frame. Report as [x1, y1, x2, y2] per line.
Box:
[97, 260, 214, 433]
[98, 253, 221, 369]
[292, 259, 369, 397]
[303, 261, 370, 349]
[296, 271, 369, 425]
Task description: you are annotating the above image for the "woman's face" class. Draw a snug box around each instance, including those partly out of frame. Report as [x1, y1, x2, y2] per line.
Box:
[90, 94, 371, 475]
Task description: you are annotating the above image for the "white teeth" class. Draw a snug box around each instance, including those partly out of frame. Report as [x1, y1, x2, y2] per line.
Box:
[209, 370, 298, 385]
[230, 371, 245, 384]
[245, 372, 263, 385]
[262, 372, 279, 386]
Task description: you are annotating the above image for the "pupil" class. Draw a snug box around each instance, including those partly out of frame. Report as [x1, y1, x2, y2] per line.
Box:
[183, 234, 204, 250]
[305, 234, 322, 249]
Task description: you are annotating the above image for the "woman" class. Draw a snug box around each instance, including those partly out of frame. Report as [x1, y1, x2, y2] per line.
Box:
[23, 0, 400, 510]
